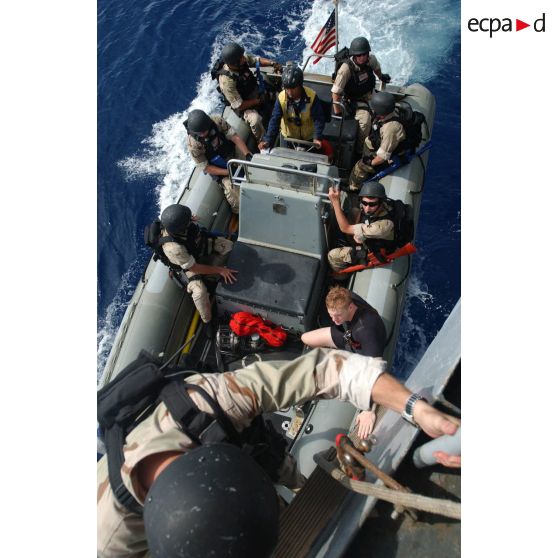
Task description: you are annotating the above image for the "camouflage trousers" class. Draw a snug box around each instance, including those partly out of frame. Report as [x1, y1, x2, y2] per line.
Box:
[355, 107, 372, 153]
[97, 348, 386, 557]
[328, 246, 355, 273]
[242, 108, 265, 142]
[221, 176, 239, 214]
[185, 237, 233, 323]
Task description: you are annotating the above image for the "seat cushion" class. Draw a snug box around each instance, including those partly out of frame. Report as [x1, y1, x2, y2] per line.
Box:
[216, 241, 320, 319]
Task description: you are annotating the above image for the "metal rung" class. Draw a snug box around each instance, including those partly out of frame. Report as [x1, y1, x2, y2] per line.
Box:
[272, 449, 349, 558]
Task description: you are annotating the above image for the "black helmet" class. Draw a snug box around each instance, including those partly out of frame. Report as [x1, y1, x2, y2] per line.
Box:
[282, 65, 303, 88]
[221, 42, 245, 66]
[184, 109, 213, 134]
[359, 181, 386, 199]
[349, 36, 371, 56]
[161, 204, 192, 236]
[144, 444, 279, 558]
[369, 92, 396, 116]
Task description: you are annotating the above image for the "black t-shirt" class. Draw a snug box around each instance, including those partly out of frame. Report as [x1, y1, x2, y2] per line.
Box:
[330, 295, 386, 357]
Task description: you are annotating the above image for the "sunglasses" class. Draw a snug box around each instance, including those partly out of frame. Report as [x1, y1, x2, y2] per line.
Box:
[360, 200, 381, 208]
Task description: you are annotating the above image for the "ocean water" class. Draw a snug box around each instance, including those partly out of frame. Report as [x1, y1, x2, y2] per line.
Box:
[97, 0, 460, 378]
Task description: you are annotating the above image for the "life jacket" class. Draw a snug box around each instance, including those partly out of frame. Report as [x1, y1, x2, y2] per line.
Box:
[278, 87, 316, 141]
[211, 58, 259, 103]
[229, 311, 287, 348]
[144, 219, 207, 275]
[189, 121, 235, 164]
[358, 198, 415, 257]
[369, 101, 426, 155]
[97, 351, 288, 515]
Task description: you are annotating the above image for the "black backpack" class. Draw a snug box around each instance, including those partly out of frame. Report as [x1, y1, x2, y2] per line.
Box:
[388, 198, 415, 246]
[210, 58, 225, 81]
[394, 101, 427, 154]
[332, 46, 350, 80]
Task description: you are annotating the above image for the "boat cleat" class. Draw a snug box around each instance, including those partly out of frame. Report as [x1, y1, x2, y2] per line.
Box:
[286, 404, 306, 439]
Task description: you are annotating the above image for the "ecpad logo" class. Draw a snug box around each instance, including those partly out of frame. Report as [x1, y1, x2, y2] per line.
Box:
[468, 13, 546, 37]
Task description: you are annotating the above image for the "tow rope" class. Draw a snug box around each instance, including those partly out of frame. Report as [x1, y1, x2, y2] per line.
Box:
[341, 242, 417, 274]
[229, 311, 287, 347]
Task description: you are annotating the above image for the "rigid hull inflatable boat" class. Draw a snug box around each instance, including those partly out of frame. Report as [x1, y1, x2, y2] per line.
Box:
[98, 68, 460, 556]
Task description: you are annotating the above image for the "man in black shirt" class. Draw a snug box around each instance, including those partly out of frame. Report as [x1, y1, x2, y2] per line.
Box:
[301, 286, 386, 439]
[302, 286, 386, 358]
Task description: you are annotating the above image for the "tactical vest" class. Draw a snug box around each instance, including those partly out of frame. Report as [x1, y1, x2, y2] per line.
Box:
[343, 60, 376, 100]
[144, 219, 206, 274]
[216, 62, 259, 100]
[191, 122, 235, 163]
[369, 103, 425, 155]
[358, 199, 414, 255]
[368, 115, 401, 152]
[278, 87, 316, 140]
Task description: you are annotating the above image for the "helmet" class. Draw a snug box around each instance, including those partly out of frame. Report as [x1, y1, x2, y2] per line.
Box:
[349, 37, 371, 56]
[369, 92, 396, 116]
[160, 204, 192, 236]
[221, 42, 245, 66]
[184, 109, 213, 134]
[144, 444, 279, 558]
[359, 181, 386, 199]
[282, 65, 303, 89]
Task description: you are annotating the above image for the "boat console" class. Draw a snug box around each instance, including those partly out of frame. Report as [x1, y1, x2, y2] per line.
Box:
[216, 154, 339, 333]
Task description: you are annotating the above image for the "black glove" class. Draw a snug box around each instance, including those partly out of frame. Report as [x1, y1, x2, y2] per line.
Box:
[380, 73, 391, 84]
[245, 153, 253, 162]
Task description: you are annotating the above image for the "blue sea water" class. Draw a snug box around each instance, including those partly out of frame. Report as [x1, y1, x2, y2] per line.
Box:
[97, 0, 460, 378]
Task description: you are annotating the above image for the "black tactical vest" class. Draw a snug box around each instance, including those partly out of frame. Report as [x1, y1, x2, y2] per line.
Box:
[218, 63, 259, 100]
[191, 122, 235, 162]
[343, 60, 376, 100]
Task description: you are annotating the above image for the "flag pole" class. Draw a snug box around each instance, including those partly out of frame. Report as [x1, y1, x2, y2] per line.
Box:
[333, 0, 339, 54]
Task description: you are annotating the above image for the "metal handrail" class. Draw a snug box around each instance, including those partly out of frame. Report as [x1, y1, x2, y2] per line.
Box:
[302, 53, 336, 72]
[226, 158, 340, 196]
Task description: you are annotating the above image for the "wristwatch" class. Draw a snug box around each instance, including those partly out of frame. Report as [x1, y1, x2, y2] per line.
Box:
[401, 393, 426, 426]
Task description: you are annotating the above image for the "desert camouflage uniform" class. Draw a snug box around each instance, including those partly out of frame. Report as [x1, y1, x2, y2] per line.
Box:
[218, 54, 265, 141]
[328, 203, 395, 272]
[161, 230, 233, 323]
[331, 56, 382, 150]
[349, 117, 406, 191]
[97, 348, 387, 557]
[187, 115, 240, 213]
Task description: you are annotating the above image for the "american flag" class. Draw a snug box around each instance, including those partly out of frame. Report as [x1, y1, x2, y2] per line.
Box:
[310, 10, 337, 64]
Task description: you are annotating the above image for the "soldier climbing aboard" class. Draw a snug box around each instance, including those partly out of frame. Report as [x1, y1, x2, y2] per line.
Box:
[97, 348, 460, 557]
